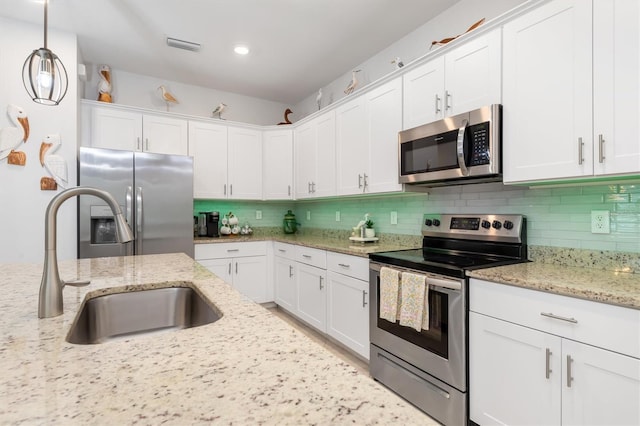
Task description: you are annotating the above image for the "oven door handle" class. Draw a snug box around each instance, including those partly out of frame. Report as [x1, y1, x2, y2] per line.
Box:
[427, 277, 462, 291]
[456, 118, 469, 177]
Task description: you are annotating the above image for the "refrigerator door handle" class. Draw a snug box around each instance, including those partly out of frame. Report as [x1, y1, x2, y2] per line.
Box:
[125, 186, 134, 256]
[136, 187, 143, 255]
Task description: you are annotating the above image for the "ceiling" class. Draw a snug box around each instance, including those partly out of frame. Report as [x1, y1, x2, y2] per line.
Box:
[0, 0, 460, 104]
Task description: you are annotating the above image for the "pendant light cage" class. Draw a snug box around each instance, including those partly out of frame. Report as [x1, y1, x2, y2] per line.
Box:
[23, 48, 68, 105]
[22, 0, 68, 106]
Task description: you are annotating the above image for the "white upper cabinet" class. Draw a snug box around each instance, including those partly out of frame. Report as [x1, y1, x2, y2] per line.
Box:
[503, 0, 592, 184]
[503, 0, 640, 184]
[337, 78, 403, 196]
[188, 120, 228, 199]
[294, 111, 336, 199]
[88, 103, 188, 155]
[592, 0, 640, 177]
[403, 28, 501, 130]
[263, 129, 293, 200]
[227, 126, 263, 200]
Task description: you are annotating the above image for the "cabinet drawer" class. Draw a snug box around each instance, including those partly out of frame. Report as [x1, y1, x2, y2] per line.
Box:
[470, 278, 640, 359]
[273, 242, 296, 260]
[327, 252, 369, 281]
[295, 246, 326, 269]
[194, 241, 267, 260]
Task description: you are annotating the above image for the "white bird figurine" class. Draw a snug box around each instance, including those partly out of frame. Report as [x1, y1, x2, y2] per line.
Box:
[97, 64, 113, 103]
[316, 88, 323, 110]
[391, 57, 404, 69]
[212, 103, 227, 119]
[0, 104, 29, 163]
[344, 70, 361, 95]
[39, 134, 67, 190]
[158, 85, 178, 111]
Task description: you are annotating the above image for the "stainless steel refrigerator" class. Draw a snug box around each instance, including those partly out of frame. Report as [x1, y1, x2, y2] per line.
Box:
[78, 147, 194, 259]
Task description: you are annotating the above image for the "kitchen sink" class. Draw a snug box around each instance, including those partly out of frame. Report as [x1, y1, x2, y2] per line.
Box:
[67, 286, 222, 344]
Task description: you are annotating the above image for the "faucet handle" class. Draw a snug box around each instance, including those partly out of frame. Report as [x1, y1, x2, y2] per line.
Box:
[64, 280, 91, 287]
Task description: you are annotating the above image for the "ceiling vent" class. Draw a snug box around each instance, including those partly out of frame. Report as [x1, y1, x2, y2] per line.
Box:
[166, 37, 201, 52]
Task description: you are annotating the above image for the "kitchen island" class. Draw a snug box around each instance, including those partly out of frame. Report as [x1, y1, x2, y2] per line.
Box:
[0, 253, 435, 425]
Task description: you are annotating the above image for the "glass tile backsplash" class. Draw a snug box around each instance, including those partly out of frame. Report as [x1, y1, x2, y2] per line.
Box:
[195, 182, 640, 253]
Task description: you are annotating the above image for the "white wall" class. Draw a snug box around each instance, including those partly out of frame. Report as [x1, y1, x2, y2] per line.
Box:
[82, 68, 291, 126]
[293, 0, 526, 119]
[0, 17, 78, 263]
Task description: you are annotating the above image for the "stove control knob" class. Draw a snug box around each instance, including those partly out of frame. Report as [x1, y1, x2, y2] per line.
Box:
[481, 220, 491, 229]
[492, 220, 502, 230]
[433, 219, 441, 227]
[425, 219, 433, 226]
[503, 220, 514, 230]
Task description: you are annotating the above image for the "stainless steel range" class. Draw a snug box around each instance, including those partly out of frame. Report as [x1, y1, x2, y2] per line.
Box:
[369, 214, 527, 426]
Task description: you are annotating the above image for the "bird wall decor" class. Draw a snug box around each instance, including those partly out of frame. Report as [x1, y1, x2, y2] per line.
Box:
[278, 108, 293, 125]
[158, 85, 179, 111]
[430, 18, 485, 50]
[0, 104, 29, 166]
[316, 89, 323, 111]
[212, 103, 227, 119]
[344, 70, 361, 95]
[391, 57, 404, 69]
[39, 134, 67, 191]
[97, 64, 113, 103]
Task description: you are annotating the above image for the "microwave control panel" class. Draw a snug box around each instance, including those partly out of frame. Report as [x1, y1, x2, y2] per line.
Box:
[468, 122, 490, 166]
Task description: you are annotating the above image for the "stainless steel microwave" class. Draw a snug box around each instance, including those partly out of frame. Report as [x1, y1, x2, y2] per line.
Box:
[399, 104, 502, 186]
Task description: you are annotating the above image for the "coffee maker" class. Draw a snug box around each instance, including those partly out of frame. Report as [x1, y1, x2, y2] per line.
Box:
[206, 211, 220, 237]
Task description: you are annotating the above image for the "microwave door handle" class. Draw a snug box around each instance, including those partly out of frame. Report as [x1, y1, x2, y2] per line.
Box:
[456, 118, 470, 176]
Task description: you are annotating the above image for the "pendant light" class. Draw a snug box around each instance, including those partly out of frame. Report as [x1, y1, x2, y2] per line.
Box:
[22, 0, 68, 106]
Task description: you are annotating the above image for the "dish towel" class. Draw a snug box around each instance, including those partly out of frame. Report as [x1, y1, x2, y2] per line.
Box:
[379, 267, 400, 323]
[422, 278, 430, 331]
[399, 271, 426, 332]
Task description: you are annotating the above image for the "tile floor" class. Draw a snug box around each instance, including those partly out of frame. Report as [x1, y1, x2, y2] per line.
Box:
[267, 306, 370, 376]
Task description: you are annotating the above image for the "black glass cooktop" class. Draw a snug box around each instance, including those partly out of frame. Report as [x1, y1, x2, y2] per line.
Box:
[369, 247, 526, 279]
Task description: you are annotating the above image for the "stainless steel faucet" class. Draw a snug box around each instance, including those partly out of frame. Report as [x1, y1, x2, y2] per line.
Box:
[38, 186, 134, 318]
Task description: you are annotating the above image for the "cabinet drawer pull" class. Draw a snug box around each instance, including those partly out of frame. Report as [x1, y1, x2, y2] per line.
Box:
[228, 262, 231, 275]
[145, 138, 149, 151]
[578, 137, 584, 165]
[540, 312, 578, 324]
[288, 185, 291, 196]
[598, 134, 605, 163]
[566, 355, 573, 388]
[445, 90, 451, 110]
[137, 137, 141, 151]
[227, 249, 240, 253]
[302, 254, 312, 259]
[311, 182, 316, 193]
[545, 348, 552, 379]
[224, 184, 227, 195]
[278, 249, 286, 253]
[289, 265, 293, 278]
[358, 174, 363, 189]
[308, 182, 312, 194]
[230, 184, 233, 196]
[362, 290, 368, 308]
[435, 94, 441, 114]
[338, 263, 350, 268]
[319, 276, 324, 290]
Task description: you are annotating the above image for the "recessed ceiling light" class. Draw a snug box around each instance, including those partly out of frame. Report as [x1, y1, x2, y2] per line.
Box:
[234, 45, 250, 55]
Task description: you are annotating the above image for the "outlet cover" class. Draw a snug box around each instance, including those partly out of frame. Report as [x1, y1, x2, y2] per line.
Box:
[390, 211, 398, 225]
[591, 210, 610, 234]
[255, 210, 262, 220]
[335, 211, 341, 221]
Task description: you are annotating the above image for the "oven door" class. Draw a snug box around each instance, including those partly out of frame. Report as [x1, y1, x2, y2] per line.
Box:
[369, 262, 466, 391]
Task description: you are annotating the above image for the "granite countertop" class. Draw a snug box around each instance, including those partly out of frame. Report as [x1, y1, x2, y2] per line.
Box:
[195, 232, 421, 258]
[0, 253, 435, 425]
[468, 262, 640, 310]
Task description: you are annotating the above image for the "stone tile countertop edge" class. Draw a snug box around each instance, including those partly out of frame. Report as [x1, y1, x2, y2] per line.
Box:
[194, 232, 422, 257]
[468, 261, 640, 310]
[0, 253, 435, 425]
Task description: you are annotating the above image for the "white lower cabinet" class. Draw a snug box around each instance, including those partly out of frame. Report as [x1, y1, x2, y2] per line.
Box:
[194, 242, 269, 303]
[296, 262, 327, 332]
[469, 278, 640, 426]
[271, 244, 370, 359]
[326, 271, 369, 359]
[273, 243, 296, 313]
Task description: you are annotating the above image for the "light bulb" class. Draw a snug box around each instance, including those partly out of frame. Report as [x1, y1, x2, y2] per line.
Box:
[37, 58, 53, 89]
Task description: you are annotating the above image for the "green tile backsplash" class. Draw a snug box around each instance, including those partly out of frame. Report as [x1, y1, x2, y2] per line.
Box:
[195, 182, 640, 253]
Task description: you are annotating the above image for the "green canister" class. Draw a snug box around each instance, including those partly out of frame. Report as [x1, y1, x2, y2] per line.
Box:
[283, 210, 298, 234]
